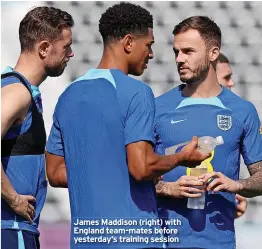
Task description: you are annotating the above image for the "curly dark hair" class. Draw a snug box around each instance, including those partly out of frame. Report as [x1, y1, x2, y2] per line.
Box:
[99, 2, 153, 43]
[173, 16, 221, 49]
[19, 6, 74, 52]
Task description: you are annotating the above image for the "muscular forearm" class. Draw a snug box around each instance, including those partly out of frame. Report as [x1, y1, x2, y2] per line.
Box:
[2, 164, 36, 222]
[146, 150, 206, 180]
[146, 153, 183, 180]
[237, 161, 262, 198]
[128, 149, 183, 181]
[155, 180, 172, 197]
[127, 138, 210, 181]
[155, 176, 204, 199]
[1, 164, 17, 204]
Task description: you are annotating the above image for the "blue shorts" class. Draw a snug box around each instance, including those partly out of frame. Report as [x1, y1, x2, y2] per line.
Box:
[1, 229, 40, 249]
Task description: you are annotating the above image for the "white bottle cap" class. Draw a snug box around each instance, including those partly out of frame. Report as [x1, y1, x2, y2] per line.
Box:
[216, 136, 224, 145]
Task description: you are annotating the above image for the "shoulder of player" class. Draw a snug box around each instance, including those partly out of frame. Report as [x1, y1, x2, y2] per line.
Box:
[154, 86, 181, 120]
[122, 74, 152, 90]
[120, 76, 155, 100]
[1, 82, 32, 108]
[56, 79, 86, 102]
[155, 85, 180, 107]
[221, 89, 256, 112]
[1, 83, 32, 124]
[54, 77, 118, 114]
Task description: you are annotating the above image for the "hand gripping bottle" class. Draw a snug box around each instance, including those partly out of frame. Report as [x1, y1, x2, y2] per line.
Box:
[165, 136, 224, 209]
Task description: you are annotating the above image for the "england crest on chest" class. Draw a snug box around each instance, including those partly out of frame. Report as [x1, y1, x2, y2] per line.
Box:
[217, 115, 232, 131]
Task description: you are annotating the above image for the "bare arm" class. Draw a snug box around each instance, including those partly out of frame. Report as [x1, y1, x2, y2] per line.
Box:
[200, 161, 262, 198]
[237, 161, 262, 198]
[155, 181, 171, 197]
[46, 152, 67, 188]
[156, 178, 248, 220]
[126, 136, 211, 181]
[1, 166, 19, 202]
[1, 165, 35, 222]
[156, 176, 204, 198]
[1, 83, 35, 222]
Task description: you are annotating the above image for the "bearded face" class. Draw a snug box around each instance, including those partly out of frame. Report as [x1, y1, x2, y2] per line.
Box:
[173, 29, 212, 84]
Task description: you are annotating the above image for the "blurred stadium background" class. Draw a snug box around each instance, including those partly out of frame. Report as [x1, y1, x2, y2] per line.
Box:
[1, 1, 262, 248]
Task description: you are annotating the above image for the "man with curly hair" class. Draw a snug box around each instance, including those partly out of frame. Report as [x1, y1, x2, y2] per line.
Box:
[46, 2, 209, 249]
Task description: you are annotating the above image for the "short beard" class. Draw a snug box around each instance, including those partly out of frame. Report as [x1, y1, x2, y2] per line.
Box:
[180, 57, 210, 84]
[45, 65, 65, 77]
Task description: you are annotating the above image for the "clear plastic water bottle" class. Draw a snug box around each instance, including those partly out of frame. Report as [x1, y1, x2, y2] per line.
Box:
[165, 136, 224, 155]
[165, 136, 224, 209]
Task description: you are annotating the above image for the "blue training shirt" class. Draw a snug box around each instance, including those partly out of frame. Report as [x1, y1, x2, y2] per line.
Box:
[154, 84, 262, 249]
[46, 69, 163, 248]
[1, 67, 47, 235]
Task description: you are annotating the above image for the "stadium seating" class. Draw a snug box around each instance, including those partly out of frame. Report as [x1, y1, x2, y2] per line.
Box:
[46, 1, 261, 100]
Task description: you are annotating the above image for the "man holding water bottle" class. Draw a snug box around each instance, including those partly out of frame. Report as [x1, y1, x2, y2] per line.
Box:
[154, 16, 262, 249]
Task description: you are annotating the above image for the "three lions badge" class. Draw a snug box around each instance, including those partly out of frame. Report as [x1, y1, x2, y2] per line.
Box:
[217, 115, 232, 131]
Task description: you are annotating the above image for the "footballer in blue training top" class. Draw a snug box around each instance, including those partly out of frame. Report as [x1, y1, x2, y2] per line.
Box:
[155, 84, 262, 249]
[154, 16, 262, 249]
[47, 68, 162, 248]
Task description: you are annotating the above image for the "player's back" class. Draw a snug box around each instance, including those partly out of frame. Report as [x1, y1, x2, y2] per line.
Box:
[54, 78, 132, 219]
[49, 70, 164, 248]
[83, 69, 158, 217]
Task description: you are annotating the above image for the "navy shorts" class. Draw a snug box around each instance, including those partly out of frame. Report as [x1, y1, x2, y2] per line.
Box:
[1, 229, 40, 249]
